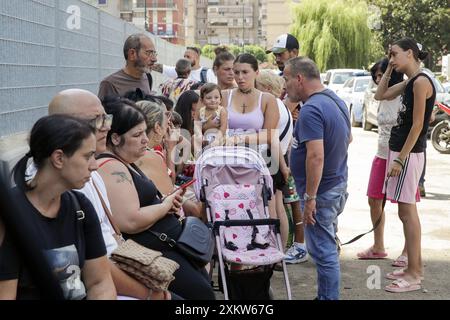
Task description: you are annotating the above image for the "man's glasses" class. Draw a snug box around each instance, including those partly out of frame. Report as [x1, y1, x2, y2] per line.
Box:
[88, 114, 113, 130]
[143, 49, 158, 57]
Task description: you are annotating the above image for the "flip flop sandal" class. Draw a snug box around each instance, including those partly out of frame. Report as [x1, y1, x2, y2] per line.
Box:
[392, 255, 408, 267]
[386, 269, 424, 280]
[357, 247, 388, 259]
[385, 278, 421, 293]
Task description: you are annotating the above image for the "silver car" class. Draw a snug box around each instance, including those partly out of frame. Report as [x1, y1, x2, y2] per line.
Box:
[362, 79, 379, 130]
[336, 76, 371, 127]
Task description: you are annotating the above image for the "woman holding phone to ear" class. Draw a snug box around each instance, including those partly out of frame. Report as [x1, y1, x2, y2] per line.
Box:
[375, 38, 435, 293]
[97, 97, 215, 300]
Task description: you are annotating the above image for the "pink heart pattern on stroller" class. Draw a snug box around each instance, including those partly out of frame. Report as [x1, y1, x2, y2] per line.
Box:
[209, 184, 285, 265]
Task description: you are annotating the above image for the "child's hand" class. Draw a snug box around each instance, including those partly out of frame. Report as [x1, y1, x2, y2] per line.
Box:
[203, 114, 220, 130]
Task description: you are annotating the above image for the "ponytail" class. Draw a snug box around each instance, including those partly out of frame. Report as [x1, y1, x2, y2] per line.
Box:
[12, 152, 33, 191]
[418, 50, 428, 61]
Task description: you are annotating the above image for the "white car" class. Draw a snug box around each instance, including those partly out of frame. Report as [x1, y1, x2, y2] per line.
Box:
[336, 76, 371, 127]
[323, 68, 367, 93]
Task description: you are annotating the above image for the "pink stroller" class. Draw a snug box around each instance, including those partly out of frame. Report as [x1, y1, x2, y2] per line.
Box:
[194, 146, 292, 300]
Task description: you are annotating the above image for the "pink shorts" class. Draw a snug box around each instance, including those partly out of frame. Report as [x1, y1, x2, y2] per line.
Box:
[367, 156, 387, 200]
[383, 151, 422, 204]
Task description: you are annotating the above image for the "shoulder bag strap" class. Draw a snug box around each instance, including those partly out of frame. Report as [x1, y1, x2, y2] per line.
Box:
[310, 91, 350, 127]
[200, 67, 208, 84]
[67, 191, 85, 248]
[91, 181, 122, 239]
[97, 153, 136, 177]
[279, 102, 292, 141]
[146, 73, 153, 91]
[96, 153, 164, 202]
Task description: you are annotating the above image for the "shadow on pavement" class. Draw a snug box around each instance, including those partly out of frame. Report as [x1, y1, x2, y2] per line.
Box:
[423, 192, 450, 201]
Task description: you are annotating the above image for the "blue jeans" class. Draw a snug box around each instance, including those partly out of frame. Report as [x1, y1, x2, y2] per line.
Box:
[302, 182, 348, 300]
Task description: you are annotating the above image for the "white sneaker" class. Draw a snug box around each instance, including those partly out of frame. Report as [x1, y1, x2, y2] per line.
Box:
[284, 242, 308, 264]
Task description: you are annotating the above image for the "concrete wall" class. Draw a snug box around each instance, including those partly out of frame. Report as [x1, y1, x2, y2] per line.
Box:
[0, 0, 211, 173]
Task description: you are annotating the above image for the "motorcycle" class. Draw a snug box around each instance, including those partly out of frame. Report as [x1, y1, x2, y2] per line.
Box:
[431, 102, 450, 154]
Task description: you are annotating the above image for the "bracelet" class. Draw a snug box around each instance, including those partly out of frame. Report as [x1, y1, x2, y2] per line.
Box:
[393, 158, 405, 168]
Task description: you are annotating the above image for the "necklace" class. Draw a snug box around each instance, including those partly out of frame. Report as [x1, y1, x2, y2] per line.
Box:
[238, 88, 253, 95]
[241, 103, 247, 113]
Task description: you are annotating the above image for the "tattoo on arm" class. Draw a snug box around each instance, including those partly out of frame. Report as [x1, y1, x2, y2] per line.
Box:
[151, 63, 163, 73]
[111, 171, 132, 184]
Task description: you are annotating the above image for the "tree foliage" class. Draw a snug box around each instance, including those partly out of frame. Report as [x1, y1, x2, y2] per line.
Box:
[290, 0, 372, 71]
[200, 44, 269, 62]
[368, 0, 450, 71]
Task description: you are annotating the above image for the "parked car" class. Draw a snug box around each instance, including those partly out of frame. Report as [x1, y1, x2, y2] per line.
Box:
[362, 69, 450, 131]
[336, 76, 371, 127]
[323, 69, 367, 93]
[362, 79, 379, 131]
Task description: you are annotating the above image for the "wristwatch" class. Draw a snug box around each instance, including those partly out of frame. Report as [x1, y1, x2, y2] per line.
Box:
[303, 193, 317, 201]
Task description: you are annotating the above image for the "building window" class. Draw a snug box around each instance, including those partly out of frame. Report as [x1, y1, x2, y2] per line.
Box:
[98, 0, 107, 5]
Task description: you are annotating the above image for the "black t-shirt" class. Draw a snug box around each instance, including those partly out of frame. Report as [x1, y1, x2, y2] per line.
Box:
[0, 189, 106, 300]
[389, 73, 436, 153]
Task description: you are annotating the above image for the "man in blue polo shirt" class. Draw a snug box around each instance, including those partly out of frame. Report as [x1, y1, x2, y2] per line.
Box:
[283, 57, 351, 300]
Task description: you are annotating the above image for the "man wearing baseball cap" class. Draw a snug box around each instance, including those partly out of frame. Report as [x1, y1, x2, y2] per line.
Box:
[267, 33, 300, 74]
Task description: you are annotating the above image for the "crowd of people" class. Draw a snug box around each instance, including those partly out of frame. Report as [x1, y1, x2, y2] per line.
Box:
[0, 31, 434, 299]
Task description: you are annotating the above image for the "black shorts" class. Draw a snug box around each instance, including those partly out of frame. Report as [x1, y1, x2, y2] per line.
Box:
[270, 154, 289, 191]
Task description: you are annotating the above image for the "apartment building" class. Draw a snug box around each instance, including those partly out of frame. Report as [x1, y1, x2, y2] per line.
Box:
[185, 0, 293, 48]
[87, 0, 186, 45]
[89, 0, 294, 48]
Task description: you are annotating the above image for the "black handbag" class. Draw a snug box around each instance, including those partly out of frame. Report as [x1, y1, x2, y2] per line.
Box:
[149, 216, 214, 268]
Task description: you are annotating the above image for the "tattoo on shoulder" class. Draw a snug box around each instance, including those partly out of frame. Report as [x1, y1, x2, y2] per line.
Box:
[111, 171, 132, 184]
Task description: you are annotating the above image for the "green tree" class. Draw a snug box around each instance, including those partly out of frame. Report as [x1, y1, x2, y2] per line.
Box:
[368, 0, 450, 71]
[200, 44, 269, 62]
[290, 0, 372, 71]
[243, 45, 268, 62]
[201, 44, 216, 60]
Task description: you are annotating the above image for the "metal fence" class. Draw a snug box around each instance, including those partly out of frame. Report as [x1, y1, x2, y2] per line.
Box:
[0, 0, 211, 137]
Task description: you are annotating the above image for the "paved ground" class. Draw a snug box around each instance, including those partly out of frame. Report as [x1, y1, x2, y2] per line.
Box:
[215, 127, 450, 300]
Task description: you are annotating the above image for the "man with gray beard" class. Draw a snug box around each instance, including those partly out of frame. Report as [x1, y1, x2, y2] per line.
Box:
[98, 33, 157, 100]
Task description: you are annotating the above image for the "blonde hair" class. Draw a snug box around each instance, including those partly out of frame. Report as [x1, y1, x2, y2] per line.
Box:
[135, 100, 165, 134]
[256, 69, 285, 98]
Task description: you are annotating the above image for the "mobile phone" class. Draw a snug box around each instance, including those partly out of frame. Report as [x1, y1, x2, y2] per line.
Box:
[168, 179, 197, 196]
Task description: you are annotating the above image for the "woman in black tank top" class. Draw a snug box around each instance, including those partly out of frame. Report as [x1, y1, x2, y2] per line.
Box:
[97, 98, 215, 300]
[374, 38, 435, 293]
